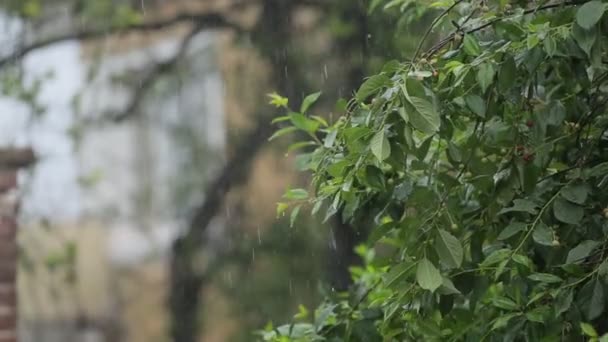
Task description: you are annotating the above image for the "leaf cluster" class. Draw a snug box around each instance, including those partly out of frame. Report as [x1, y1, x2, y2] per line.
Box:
[261, 0, 608, 340]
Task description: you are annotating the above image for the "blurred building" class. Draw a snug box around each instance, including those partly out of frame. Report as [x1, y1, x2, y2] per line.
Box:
[1, 2, 230, 341]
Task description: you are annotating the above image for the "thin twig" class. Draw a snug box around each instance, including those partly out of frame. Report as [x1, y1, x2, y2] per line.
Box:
[423, 0, 589, 59]
[412, 0, 465, 63]
[112, 23, 205, 122]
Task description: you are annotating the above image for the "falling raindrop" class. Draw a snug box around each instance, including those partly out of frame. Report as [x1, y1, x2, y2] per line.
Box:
[252, 248, 255, 261]
[329, 231, 337, 250]
[257, 227, 261, 245]
[289, 279, 293, 294]
[141, 0, 146, 15]
[323, 64, 328, 80]
[227, 271, 233, 288]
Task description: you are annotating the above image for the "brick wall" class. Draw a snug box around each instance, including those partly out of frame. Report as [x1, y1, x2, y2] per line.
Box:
[0, 148, 35, 342]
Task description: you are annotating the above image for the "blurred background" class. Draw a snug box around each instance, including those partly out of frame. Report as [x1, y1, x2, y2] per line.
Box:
[0, 0, 430, 341]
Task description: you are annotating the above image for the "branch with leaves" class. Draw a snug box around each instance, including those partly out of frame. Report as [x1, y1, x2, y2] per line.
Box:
[259, 0, 608, 340]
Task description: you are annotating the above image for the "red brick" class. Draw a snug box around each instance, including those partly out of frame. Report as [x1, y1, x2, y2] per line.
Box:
[0, 286, 15, 308]
[0, 173, 16, 193]
[0, 243, 16, 260]
[0, 314, 16, 331]
[0, 218, 15, 239]
[0, 329, 16, 342]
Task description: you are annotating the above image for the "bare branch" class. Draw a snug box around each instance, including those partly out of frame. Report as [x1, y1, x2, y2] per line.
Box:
[0, 11, 244, 69]
[111, 23, 206, 122]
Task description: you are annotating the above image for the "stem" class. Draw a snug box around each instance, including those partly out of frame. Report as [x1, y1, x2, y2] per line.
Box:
[424, 0, 589, 58]
[512, 190, 562, 255]
[412, 0, 465, 63]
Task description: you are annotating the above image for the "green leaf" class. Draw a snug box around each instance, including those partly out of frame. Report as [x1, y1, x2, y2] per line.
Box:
[416, 258, 442, 292]
[498, 57, 517, 92]
[560, 183, 589, 204]
[492, 297, 519, 311]
[284, 188, 309, 200]
[434, 229, 463, 269]
[526, 307, 550, 323]
[544, 36, 557, 57]
[498, 57, 516, 92]
[369, 222, 395, 244]
[371, 130, 391, 162]
[463, 34, 481, 56]
[287, 141, 317, 152]
[576, 1, 606, 30]
[269, 126, 298, 141]
[290, 113, 320, 133]
[268, 92, 289, 108]
[527, 273, 563, 283]
[581, 322, 598, 338]
[408, 97, 441, 134]
[481, 248, 511, 267]
[572, 23, 597, 57]
[447, 142, 462, 163]
[532, 222, 553, 246]
[393, 181, 413, 201]
[512, 254, 534, 269]
[294, 304, 309, 320]
[271, 115, 291, 124]
[553, 198, 584, 224]
[356, 74, 389, 101]
[577, 278, 605, 320]
[300, 92, 321, 113]
[438, 277, 461, 295]
[555, 289, 573, 317]
[276, 202, 288, 218]
[527, 35, 540, 49]
[498, 199, 538, 215]
[497, 222, 527, 240]
[465, 95, 486, 118]
[415, 137, 433, 160]
[385, 261, 413, 287]
[323, 130, 338, 148]
[477, 63, 495, 93]
[492, 313, 520, 330]
[290, 205, 301, 228]
[588, 162, 608, 177]
[566, 240, 600, 264]
[599, 259, 608, 278]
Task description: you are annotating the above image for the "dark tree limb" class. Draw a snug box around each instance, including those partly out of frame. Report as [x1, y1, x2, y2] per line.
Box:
[169, 115, 273, 342]
[111, 23, 206, 122]
[0, 11, 244, 69]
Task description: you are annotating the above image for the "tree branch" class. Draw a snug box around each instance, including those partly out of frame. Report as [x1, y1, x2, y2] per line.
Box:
[423, 0, 589, 59]
[111, 23, 205, 122]
[169, 113, 273, 342]
[0, 11, 244, 69]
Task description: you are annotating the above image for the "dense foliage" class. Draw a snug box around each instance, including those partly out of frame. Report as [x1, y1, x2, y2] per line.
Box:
[262, 0, 608, 340]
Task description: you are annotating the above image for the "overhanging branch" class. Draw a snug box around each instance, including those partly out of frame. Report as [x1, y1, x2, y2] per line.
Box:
[0, 11, 244, 69]
[423, 0, 589, 59]
[111, 23, 205, 122]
